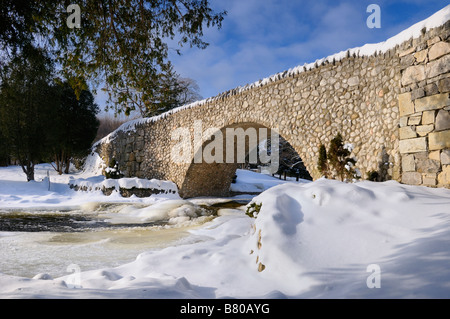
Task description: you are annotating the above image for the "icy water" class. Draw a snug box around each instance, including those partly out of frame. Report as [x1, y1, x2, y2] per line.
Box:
[0, 208, 167, 232]
[0, 200, 247, 279]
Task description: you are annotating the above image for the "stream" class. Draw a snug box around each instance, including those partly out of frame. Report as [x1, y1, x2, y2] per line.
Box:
[0, 199, 248, 279]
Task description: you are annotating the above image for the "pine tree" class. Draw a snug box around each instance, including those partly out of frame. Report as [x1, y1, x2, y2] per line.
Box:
[0, 126, 10, 166]
[0, 45, 56, 181]
[327, 133, 357, 181]
[0, 1, 226, 117]
[47, 82, 100, 174]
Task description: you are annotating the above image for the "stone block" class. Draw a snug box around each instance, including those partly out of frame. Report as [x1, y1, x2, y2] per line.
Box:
[348, 76, 359, 86]
[435, 110, 450, 131]
[125, 144, 133, 153]
[399, 137, 427, 153]
[437, 165, 450, 187]
[399, 126, 417, 139]
[441, 149, 450, 165]
[413, 151, 428, 162]
[428, 41, 450, 61]
[401, 65, 426, 86]
[416, 158, 441, 174]
[426, 54, 450, 79]
[421, 110, 435, 125]
[416, 124, 434, 136]
[399, 46, 416, 57]
[414, 49, 428, 63]
[401, 54, 415, 67]
[411, 88, 425, 100]
[134, 140, 145, 150]
[429, 130, 450, 150]
[424, 83, 439, 96]
[414, 93, 450, 112]
[408, 116, 422, 126]
[422, 174, 437, 186]
[427, 36, 441, 46]
[429, 150, 441, 161]
[438, 77, 450, 93]
[402, 154, 415, 172]
[402, 172, 422, 185]
[398, 92, 415, 116]
[399, 116, 408, 127]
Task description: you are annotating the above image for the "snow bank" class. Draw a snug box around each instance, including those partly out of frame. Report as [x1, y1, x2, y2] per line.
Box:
[230, 169, 311, 193]
[101, 199, 213, 226]
[82, 152, 105, 176]
[0, 164, 179, 210]
[70, 176, 178, 193]
[246, 179, 450, 298]
[2, 178, 450, 298]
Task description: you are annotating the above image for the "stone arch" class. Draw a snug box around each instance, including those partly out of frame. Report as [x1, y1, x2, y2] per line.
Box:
[178, 121, 311, 198]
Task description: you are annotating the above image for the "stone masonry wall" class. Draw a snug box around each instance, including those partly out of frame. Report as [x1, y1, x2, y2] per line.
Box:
[398, 23, 450, 187]
[95, 22, 450, 197]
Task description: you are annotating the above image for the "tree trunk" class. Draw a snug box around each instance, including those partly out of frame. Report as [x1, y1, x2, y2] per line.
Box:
[54, 152, 64, 175]
[64, 154, 71, 174]
[21, 162, 35, 181]
[26, 167, 35, 181]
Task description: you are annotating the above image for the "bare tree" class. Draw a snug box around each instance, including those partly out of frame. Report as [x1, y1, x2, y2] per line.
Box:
[177, 77, 203, 105]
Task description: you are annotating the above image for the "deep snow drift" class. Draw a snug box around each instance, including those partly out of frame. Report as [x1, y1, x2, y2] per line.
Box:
[0, 163, 449, 298]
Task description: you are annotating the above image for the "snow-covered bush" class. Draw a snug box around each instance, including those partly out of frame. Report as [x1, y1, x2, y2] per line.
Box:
[319, 133, 360, 182]
[104, 158, 123, 179]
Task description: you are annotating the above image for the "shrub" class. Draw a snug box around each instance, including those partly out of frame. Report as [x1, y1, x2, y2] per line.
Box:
[317, 144, 329, 177]
[318, 133, 360, 181]
[246, 202, 262, 218]
[104, 158, 123, 179]
[366, 170, 379, 182]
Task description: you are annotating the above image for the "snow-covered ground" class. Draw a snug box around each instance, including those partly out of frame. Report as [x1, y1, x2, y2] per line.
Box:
[230, 169, 311, 193]
[0, 163, 449, 299]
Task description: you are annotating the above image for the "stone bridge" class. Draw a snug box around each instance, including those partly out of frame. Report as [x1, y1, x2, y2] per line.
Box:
[95, 16, 450, 198]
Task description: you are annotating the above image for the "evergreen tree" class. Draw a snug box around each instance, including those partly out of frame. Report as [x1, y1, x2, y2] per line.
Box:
[48, 82, 100, 174]
[0, 126, 10, 166]
[0, 45, 56, 181]
[327, 133, 357, 181]
[0, 1, 226, 117]
[0, 0, 38, 51]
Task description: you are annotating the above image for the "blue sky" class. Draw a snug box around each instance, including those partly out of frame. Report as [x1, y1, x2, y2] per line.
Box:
[167, 0, 449, 100]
